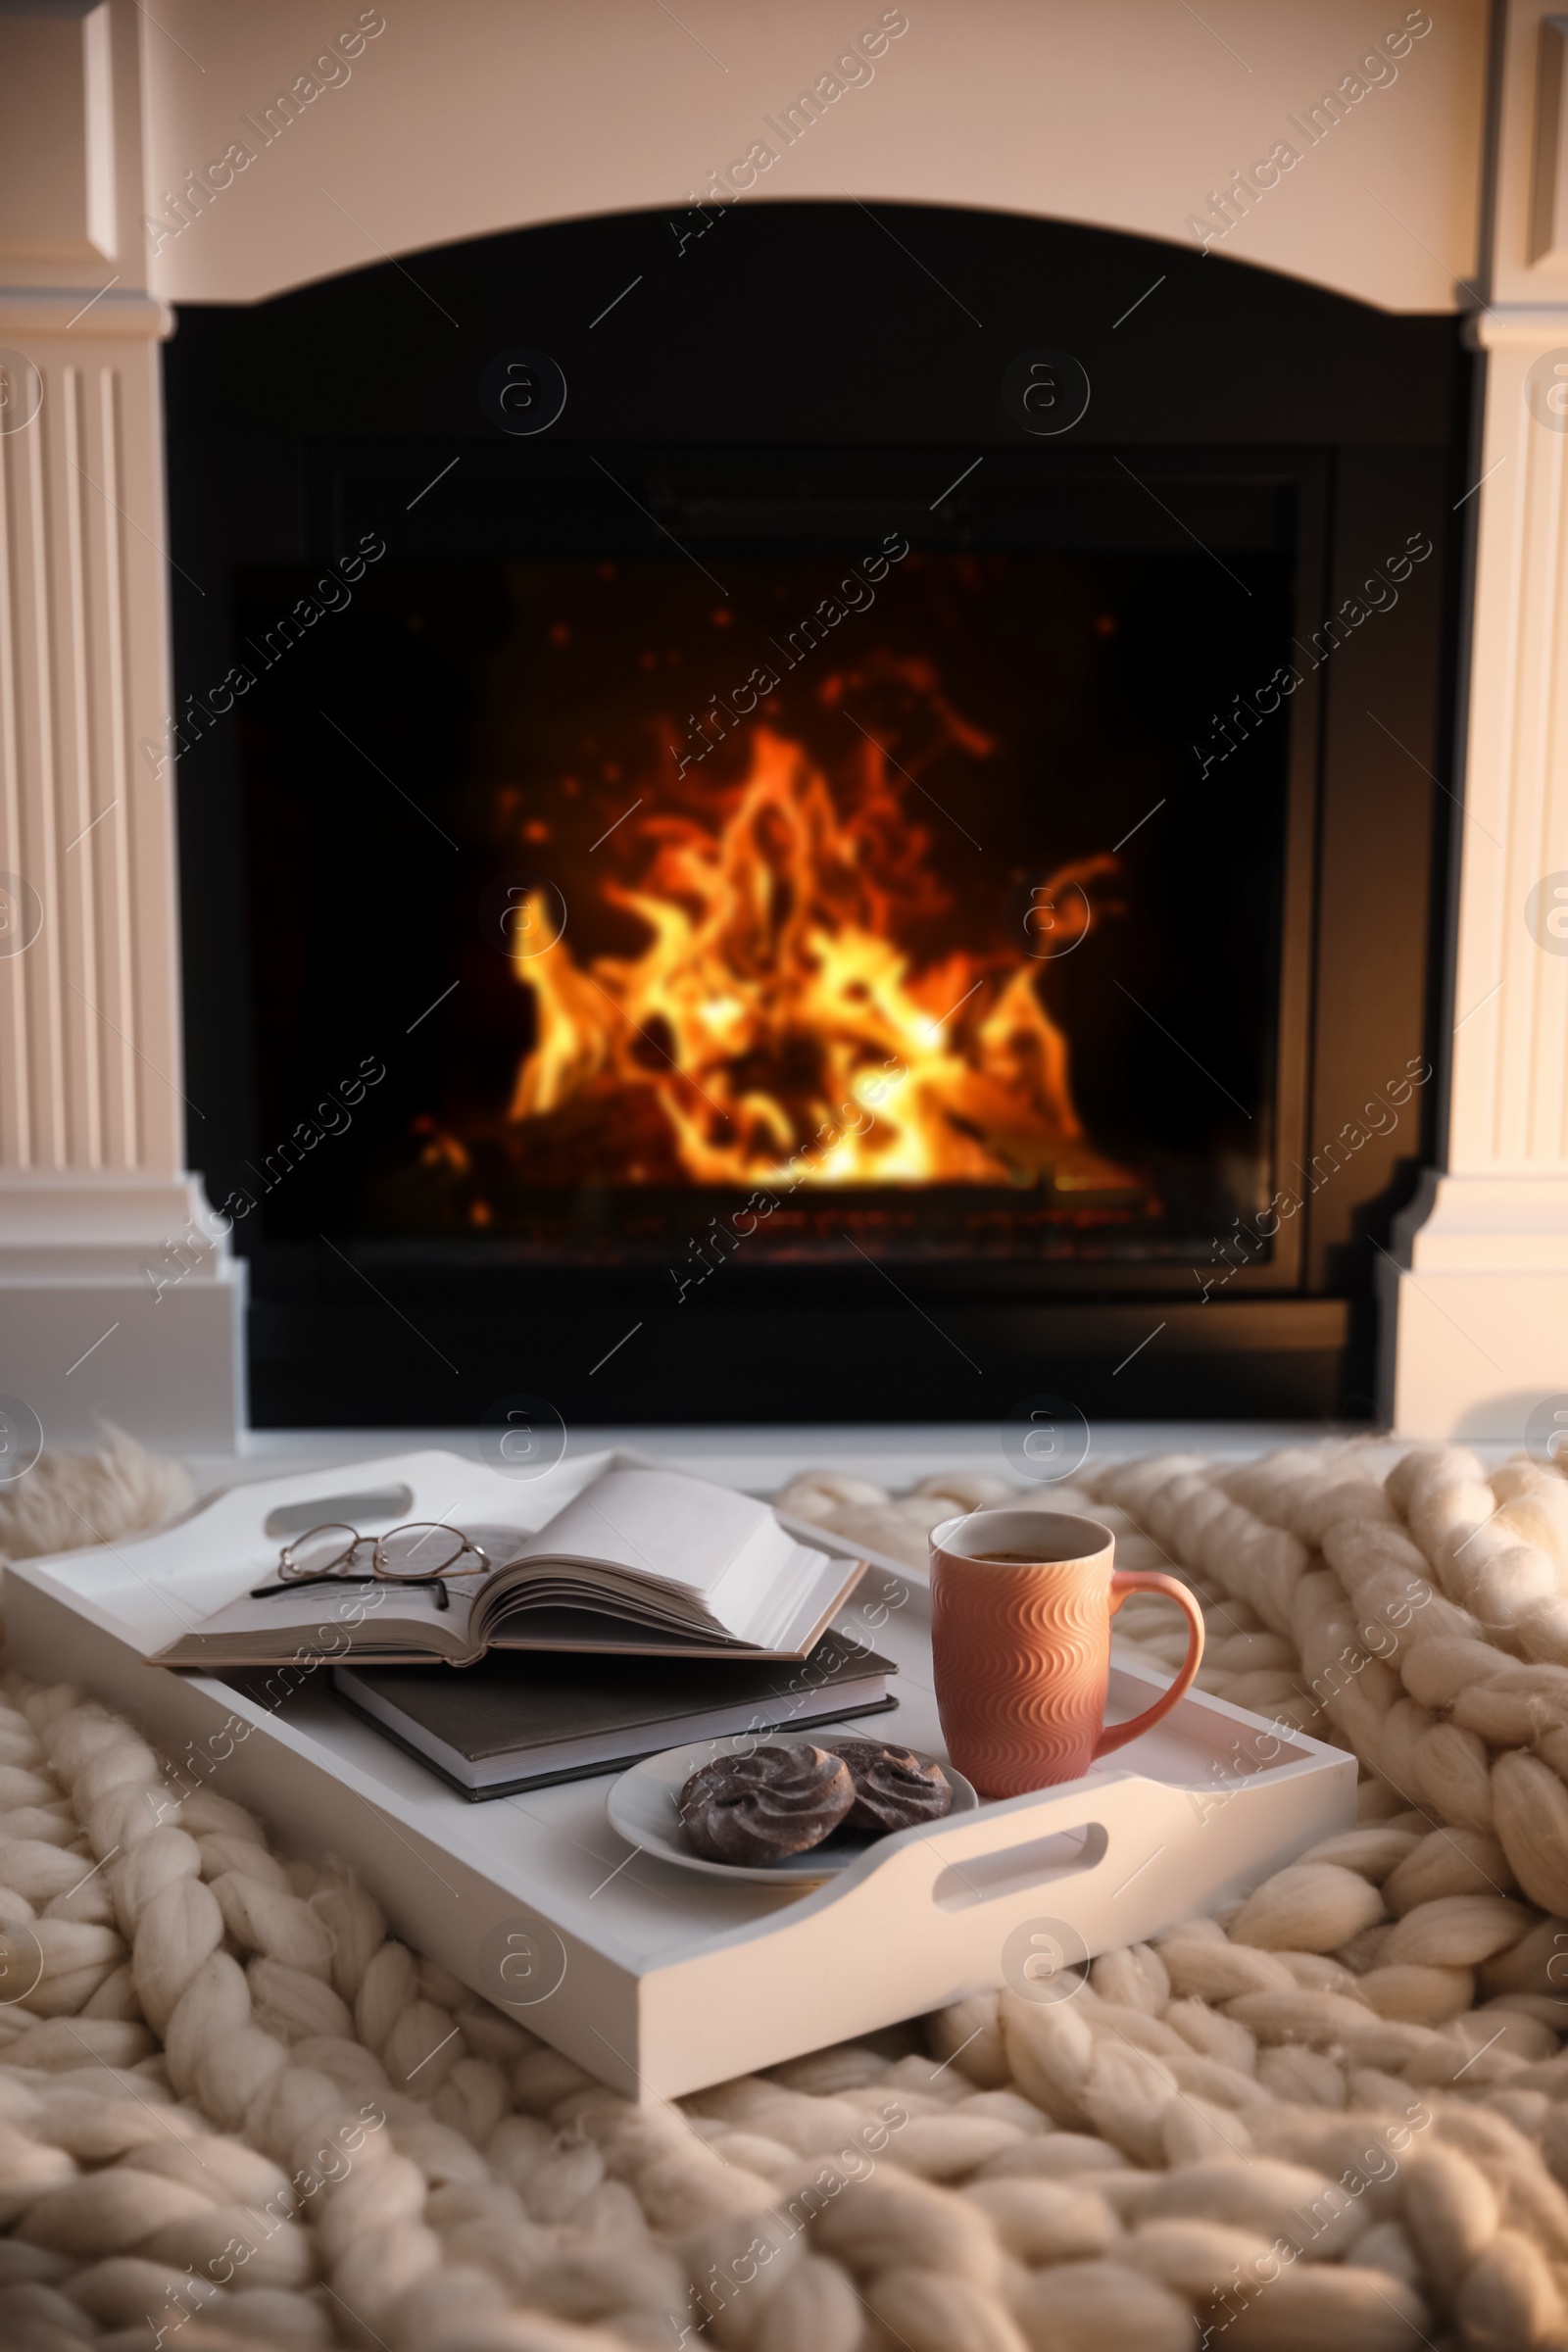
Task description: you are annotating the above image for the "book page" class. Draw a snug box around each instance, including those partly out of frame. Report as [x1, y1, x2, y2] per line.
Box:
[506, 1467, 791, 1599]
[151, 1514, 567, 1661]
[155, 1564, 481, 1657]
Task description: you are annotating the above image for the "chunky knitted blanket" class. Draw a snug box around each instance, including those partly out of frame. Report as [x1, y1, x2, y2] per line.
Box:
[2, 1434, 1568, 2352]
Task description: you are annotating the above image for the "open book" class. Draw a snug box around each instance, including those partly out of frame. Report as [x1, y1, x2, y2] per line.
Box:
[152, 1466, 866, 1669]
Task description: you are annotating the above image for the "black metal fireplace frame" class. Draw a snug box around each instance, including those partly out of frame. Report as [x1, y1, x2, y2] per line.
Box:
[165, 199, 1466, 1424]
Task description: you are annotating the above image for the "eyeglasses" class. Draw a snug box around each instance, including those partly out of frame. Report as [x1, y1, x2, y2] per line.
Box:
[249, 1521, 490, 1612]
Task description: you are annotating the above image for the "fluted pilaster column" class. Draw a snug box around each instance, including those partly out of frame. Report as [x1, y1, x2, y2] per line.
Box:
[0, 1, 241, 1446]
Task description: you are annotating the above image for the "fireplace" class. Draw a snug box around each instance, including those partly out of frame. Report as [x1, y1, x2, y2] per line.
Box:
[166, 201, 1460, 1427]
[231, 521, 1298, 1252]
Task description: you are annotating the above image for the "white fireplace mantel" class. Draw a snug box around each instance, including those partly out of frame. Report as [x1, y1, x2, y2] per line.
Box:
[0, 0, 1561, 1443]
[0, 1, 243, 1447]
[1379, 7, 1568, 1438]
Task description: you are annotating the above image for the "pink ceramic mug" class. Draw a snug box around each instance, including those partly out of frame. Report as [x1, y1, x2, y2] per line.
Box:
[928, 1507, 1205, 1797]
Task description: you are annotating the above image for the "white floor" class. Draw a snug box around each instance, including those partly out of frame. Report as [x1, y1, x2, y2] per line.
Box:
[179, 1421, 1365, 1497]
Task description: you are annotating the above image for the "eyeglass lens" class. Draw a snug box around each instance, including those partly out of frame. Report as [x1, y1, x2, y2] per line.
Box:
[278, 1524, 366, 1580]
[373, 1523, 481, 1579]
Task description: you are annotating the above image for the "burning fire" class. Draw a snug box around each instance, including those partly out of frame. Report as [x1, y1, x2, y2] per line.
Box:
[505, 725, 1135, 1191]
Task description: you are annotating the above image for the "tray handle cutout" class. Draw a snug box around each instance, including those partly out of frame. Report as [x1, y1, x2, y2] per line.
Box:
[264, 1487, 415, 1539]
[932, 1821, 1107, 1912]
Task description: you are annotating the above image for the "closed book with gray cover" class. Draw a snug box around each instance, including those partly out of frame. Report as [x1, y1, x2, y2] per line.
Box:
[331, 1629, 898, 1796]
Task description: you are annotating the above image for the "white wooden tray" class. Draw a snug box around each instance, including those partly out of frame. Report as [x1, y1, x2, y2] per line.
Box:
[5, 1447, 1355, 2100]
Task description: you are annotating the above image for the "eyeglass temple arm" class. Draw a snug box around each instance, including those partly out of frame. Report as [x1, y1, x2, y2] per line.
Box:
[250, 1570, 377, 1599]
[249, 1570, 455, 1608]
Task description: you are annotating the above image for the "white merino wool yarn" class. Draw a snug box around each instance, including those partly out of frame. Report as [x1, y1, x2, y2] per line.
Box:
[0, 1432, 1567, 2349]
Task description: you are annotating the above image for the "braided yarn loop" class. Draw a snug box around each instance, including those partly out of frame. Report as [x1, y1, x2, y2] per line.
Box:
[0, 1434, 1566, 2348]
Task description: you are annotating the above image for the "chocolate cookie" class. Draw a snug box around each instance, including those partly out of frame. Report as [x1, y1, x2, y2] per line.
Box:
[679, 1743, 855, 1865]
[830, 1740, 954, 1834]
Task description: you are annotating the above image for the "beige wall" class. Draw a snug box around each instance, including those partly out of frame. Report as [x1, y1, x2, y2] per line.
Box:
[139, 0, 1487, 314]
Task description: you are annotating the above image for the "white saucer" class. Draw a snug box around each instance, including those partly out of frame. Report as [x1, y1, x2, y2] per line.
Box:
[606, 1732, 979, 1883]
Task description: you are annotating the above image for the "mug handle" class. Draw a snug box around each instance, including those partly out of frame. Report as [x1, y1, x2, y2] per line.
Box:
[1092, 1572, 1206, 1760]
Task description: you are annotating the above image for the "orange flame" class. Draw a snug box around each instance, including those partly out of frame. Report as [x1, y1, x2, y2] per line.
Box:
[506, 725, 1134, 1191]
